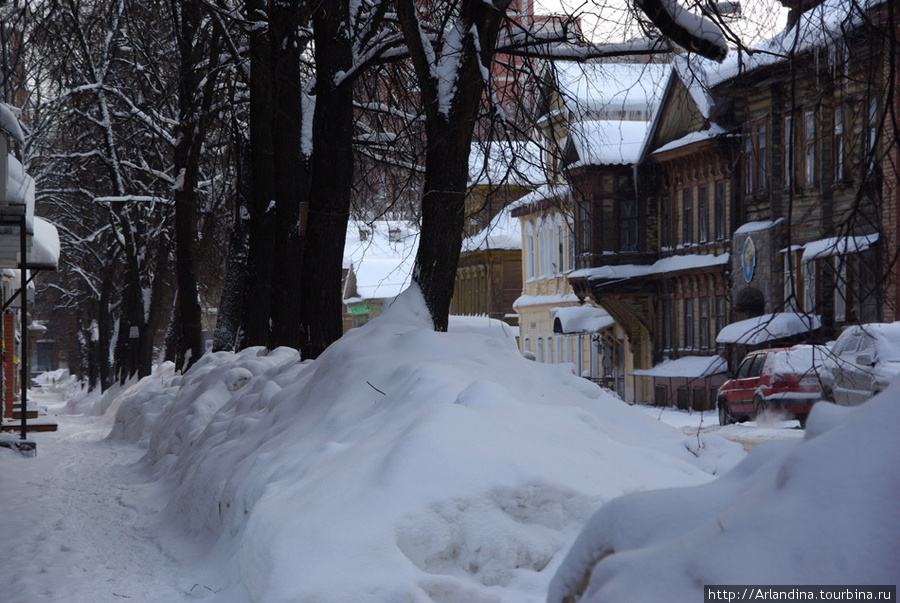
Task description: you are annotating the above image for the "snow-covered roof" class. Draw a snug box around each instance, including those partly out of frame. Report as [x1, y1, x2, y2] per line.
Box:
[28, 217, 60, 270]
[513, 292, 581, 309]
[343, 220, 418, 302]
[0, 103, 24, 144]
[468, 140, 545, 188]
[716, 312, 822, 345]
[801, 233, 879, 262]
[570, 252, 730, 282]
[632, 355, 727, 378]
[551, 305, 615, 334]
[706, 0, 886, 87]
[672, 53, 715, 120]
[566, 120, 650, 167]
[652, 123, 729, 155]
[463, 196, 527, 253]
[551, 61, 670, 121]
[735, 219, 783, 235]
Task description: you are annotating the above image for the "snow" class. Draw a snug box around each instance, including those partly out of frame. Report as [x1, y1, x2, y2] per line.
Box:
[632, 355, 726, 378]
[735, 218, 782, 235]
[3, 286, 751, 603]
[570, 251, 729, 282]
[343, 220, 418, 302]
[652, 123, 728, 155]
[462, 194, 528, 253]
[706, 0, 885, 86]
[716, 312, 822, 345]
[513, 291, 582, 309]
[551, 305, 615, 334]
[0, 102, 24, 143]
[28, 217, 61, 269]
[566, 120, 650, 167]
[549, 390, 900, 603]
[801, 233, 880, 262]
[550, 61, 670, 122]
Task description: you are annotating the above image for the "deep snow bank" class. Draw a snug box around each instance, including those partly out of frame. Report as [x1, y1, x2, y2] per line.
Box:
[549, 384, 900, 603]
[110, 287, 744, 603]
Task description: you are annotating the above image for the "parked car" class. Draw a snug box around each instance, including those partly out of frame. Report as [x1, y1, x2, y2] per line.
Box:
[819, 323, 900, 405]
[717, 345, 826, 427]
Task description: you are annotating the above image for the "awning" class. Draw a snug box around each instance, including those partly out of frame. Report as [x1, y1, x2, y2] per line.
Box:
[632, 355, 727, 378]
[552, 305, 615, 334]
[28, 217, 60, 270]
[801, 233, 879, 262]
[716, 313, 821, 346]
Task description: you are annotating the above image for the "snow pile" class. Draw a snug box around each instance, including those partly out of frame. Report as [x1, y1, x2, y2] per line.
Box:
[111, 286, 744, 603]
[549, 388, 900, 603]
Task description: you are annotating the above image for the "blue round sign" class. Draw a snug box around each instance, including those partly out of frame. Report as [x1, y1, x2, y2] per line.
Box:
[742, 236, 756, 283]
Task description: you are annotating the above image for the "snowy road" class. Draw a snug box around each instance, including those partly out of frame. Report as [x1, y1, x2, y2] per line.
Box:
[0, 392, 196, 603]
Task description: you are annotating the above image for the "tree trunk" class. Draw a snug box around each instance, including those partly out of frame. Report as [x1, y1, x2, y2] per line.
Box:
[298, 0, 355, 359]
[213, 145, 252, 352]
[239, 0, 277, 349]
[267, 0, 309, 350]
[413, 133, 472, 331]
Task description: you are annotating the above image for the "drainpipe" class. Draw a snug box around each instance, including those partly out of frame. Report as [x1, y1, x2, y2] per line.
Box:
[20, 212, 27, 439]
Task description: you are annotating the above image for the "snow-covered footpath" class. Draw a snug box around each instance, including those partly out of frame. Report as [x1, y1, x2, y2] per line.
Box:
[2, 288, 897, 602]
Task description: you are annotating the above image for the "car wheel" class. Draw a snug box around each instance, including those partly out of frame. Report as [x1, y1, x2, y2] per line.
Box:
[753, 395, 768, 420]
[718, 399, 733, 426]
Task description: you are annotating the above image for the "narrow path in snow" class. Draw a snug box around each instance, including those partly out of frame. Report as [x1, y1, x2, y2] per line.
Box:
[0, 393, 195, 603]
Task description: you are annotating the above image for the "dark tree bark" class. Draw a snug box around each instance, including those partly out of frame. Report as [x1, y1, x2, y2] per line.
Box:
[171, 0, 223, 371]
[298, 0, 355, 359]
[213, 142, 252, 352]
[239, 0, 278, 349]
[268, 0, 310, 350]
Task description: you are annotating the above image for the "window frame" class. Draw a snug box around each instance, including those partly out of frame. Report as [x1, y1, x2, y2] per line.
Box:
[682, 188, 693, 246]
[804, 109, 816, 187]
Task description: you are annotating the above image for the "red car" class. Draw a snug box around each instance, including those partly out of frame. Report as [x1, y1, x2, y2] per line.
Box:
[717, 346, 826, 428]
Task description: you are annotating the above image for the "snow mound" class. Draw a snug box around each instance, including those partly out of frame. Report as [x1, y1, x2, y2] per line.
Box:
[111, 286, 744, 603]
[549, 386, 900, 603]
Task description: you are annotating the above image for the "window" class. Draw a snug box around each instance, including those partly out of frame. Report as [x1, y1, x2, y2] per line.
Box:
[661, 194, 671, 248]
[805, 110, 816, 186]
[867, 97, 878, 167]
[744, 135, 753, 194]
[714, 182, 725, 240]
[525, 222, 535, 279]
[682, 188, 693, 245]
[663, 299, 673, 350]
[537, 225, 547, 276]
[577, 201, 591, 254]
[736, 355, 753, 379]
[783, 114, 793, 188]
[698, 184, 708, 243]
[803, 259, 817, 312]
[567, 218, 575, 270]
[833, 107, 844, 182]
[556, 218, 565, 274]
[699, 297, 710, 350]
[756, 120, 767, 190]
[749, 354, 765, 377]
[537, 336, 544, 363]
[834, 256, 847, 322]
[548, 335, 554, 363]
[542, 218, 561, 276]
[716, 296, 727, 349]
[555, 335, 563, 364]
[684, 298, 694, 349]
[619, 197, 639, 252]
[784, 251, 799, 311]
